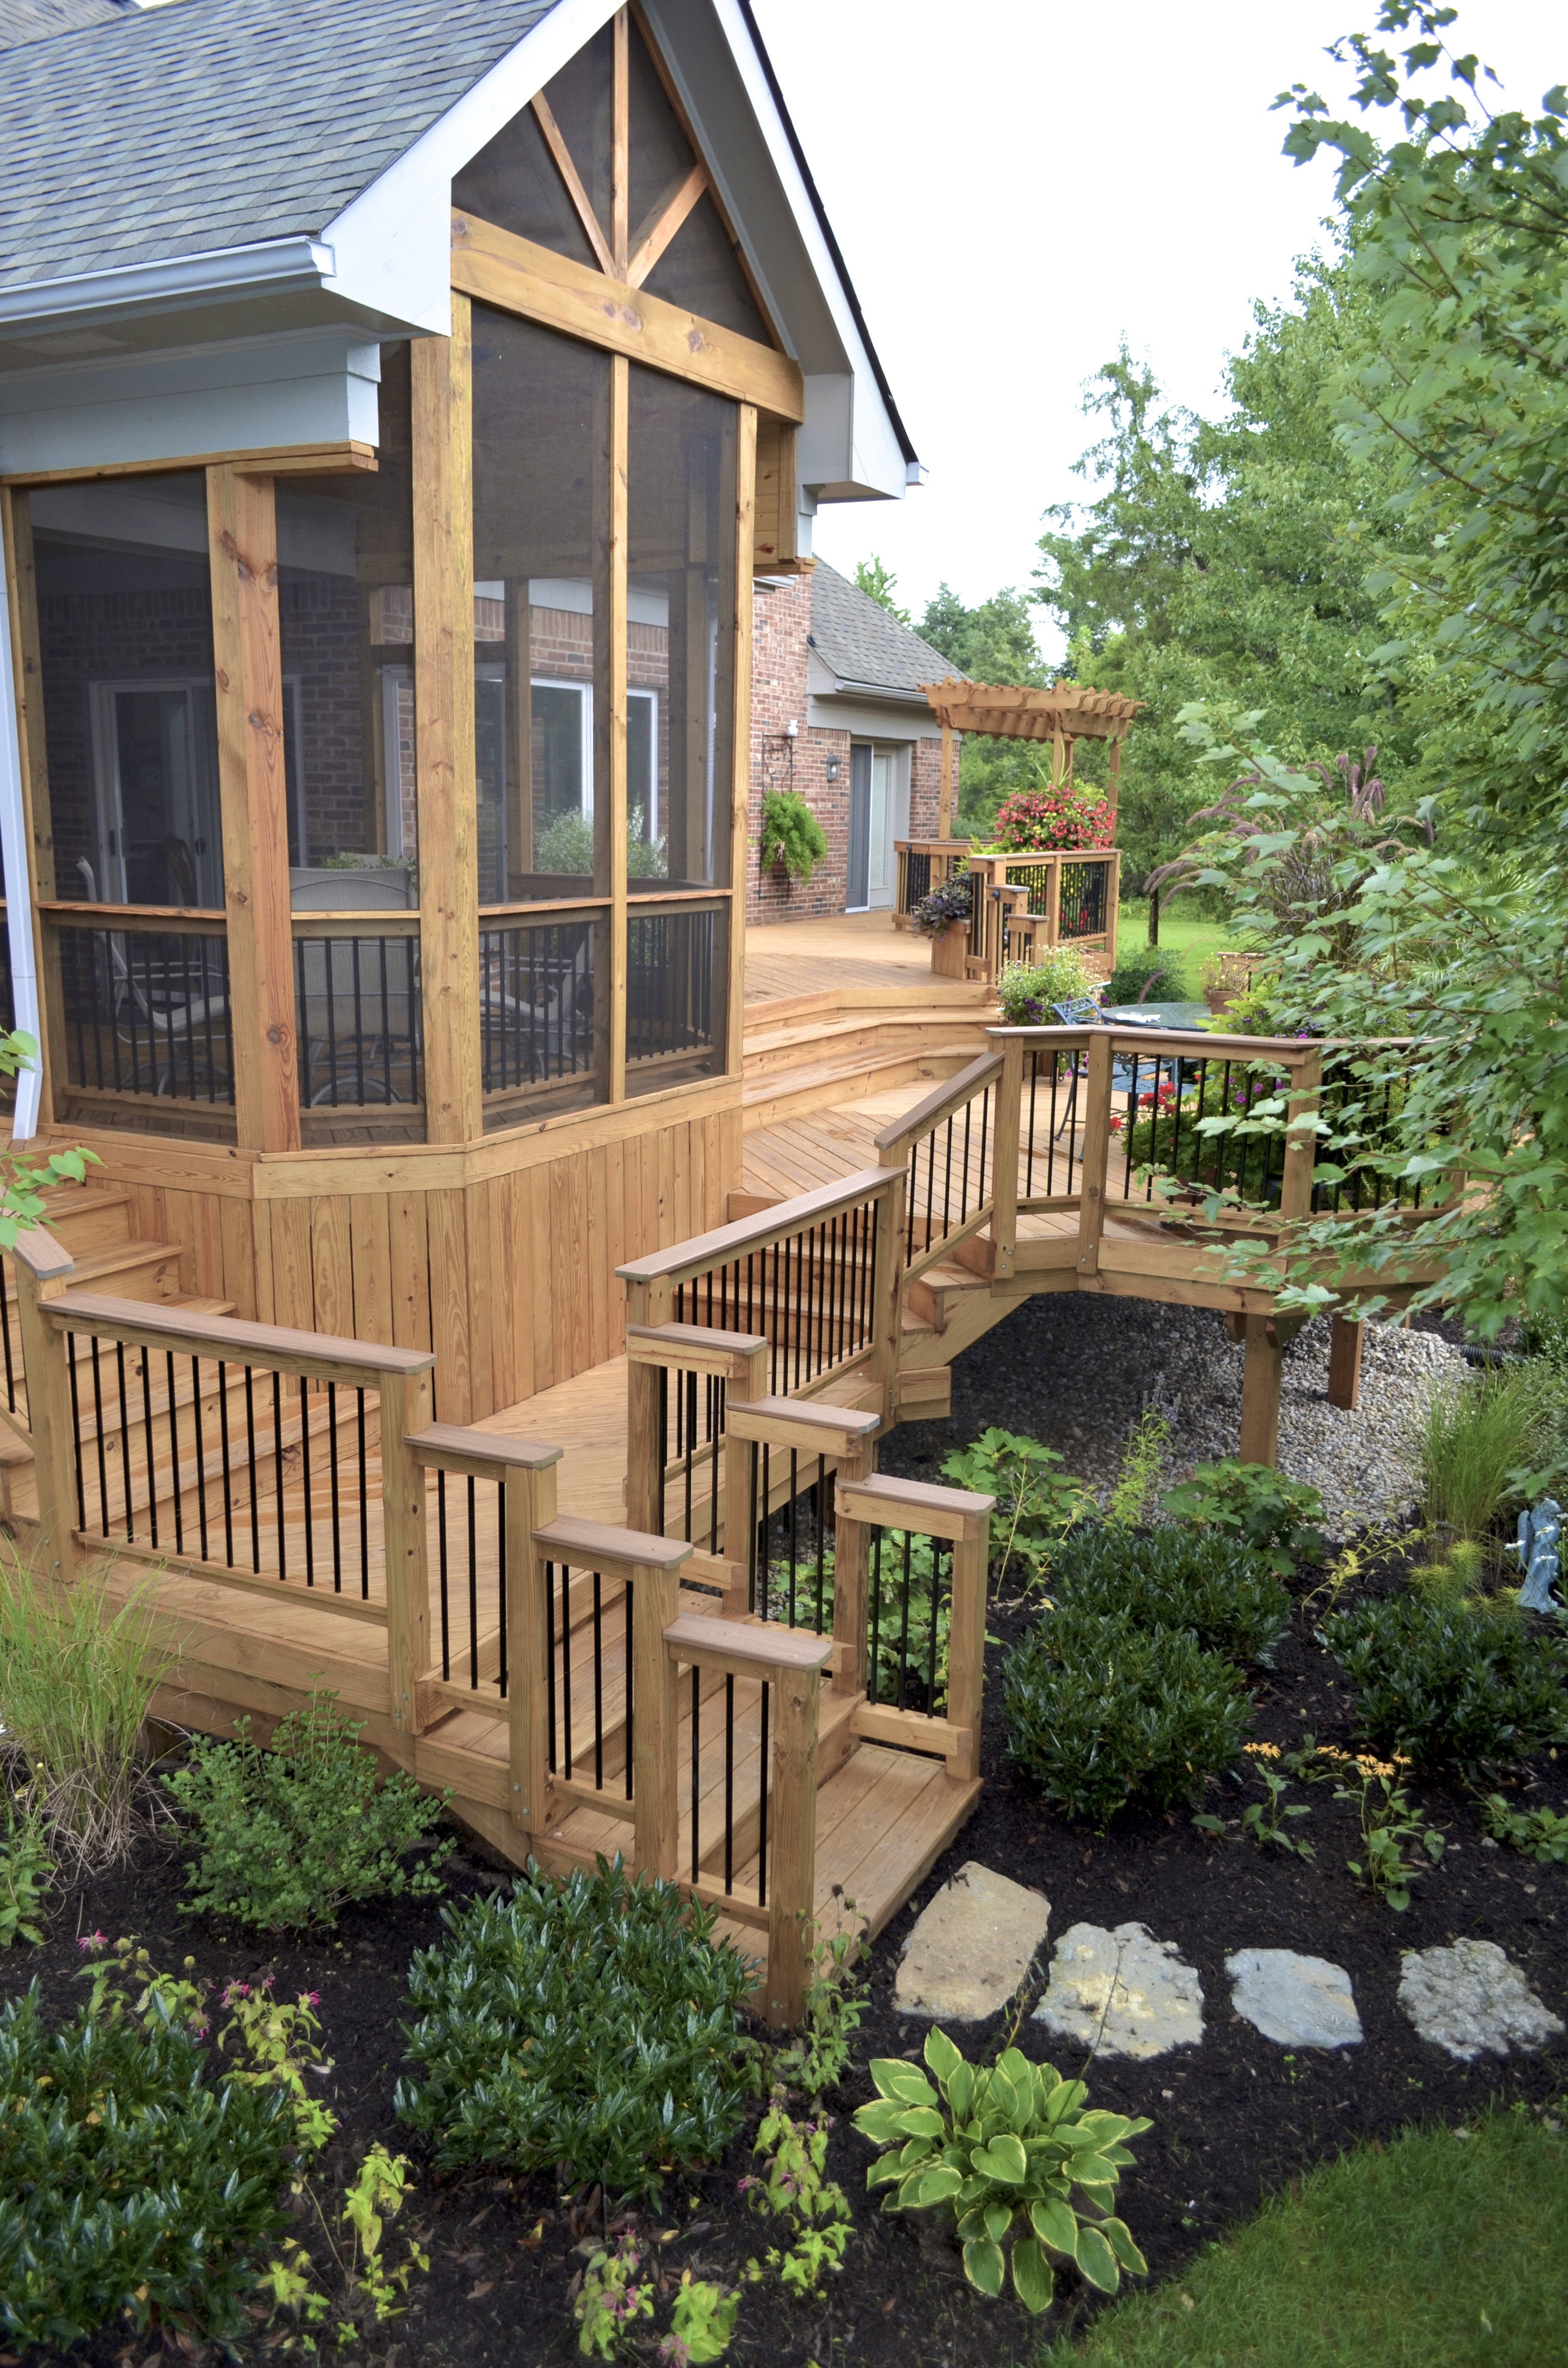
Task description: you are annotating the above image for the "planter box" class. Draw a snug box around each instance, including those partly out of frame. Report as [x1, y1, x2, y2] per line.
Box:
[929, 921, 970, 979]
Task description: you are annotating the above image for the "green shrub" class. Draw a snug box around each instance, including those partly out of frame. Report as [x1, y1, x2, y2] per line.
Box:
[760, 790, 828, 883]
[1416, 1363, 1555, 1543]
[941, 1428, 1096, 1589]
[1046, 1525, 1291, 1665]
[0, 1551, 172, 1871]
[1106, 1408, 1172, 1530]
[0, 1792, 51, 1947]
[1003, 1606, 1252, 1825]
[1481, 1794, 1568, 1863]
[996, 947, 1092, 1024]
[853, 2028, 1149, 2316]
[1104, 950, 1185, 1004]
[163, 1692, 454, 1930]
[536, 808, 595, 874]
[396, 1858, 756, 2203]
[0, 1950, 302, 2349]
[1319, 1596, 1568, 1779]
[1160, 1457, 1327, 1575]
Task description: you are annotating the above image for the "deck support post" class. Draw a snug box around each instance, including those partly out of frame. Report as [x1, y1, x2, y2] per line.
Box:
[1075, 1031, 1114, 1277]
[828, 1431, 876, 1698]
[867, 1168, 907, 1433]
[724, 1340, 769, 1578]
[1238, 1317, 1284, 1467]
[1327, 1315, 1364, 1412]
[632, 1557, 681, 1880]
[508, 1457, 558, 1834]
[380, 1365, 434, 1736]
[943, 1523, 989, 1786]
[622, 1278, 671, 1536]
[991, 1037, 1023, 1279]
[11, 1226, 78, 1581]
[764, 1658, 821, 2029]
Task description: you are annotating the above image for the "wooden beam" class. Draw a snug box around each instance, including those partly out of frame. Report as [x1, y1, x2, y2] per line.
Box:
[612, 5, 630, 277]
[451, 212, 805, 423]
[727, 404, 756, 1079]
[208, 466, 299, 1153]
[530, 94, 617, 278]
[608, 352, 629, 1103]
[626, 161, 707, 288]
[0, 488, 64, 1128]
[750, 415, 796, 572]
[2, 444, 376, 489]
[1239, 1314, 1284, 1466]
[411, 312, 482, 1145]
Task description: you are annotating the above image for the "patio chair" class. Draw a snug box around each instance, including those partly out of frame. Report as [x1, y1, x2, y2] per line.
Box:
[108, 930, 232, 1098]
[482, 930, 593, 1083]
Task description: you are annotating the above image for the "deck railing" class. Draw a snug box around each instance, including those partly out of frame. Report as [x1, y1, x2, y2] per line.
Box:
[893, 839, 971, 926]
[963, 850, 1121, 982]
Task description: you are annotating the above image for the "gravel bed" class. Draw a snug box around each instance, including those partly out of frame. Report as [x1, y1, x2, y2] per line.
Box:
[883, 1295, 1468, 1538]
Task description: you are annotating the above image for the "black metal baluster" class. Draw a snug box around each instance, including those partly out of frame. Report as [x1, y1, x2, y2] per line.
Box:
[217, 1359, 233, 1565]
[690, 1661, 701, 1883]
[869, 1529, 883, 1704]
[787, 1449, 798, 1628]
[928, 1540, 944, 1711]
[545, 1561, 557, 1772]
[113, 1342, 133, 1542]
[328, 1383, 342, 1592]
[467, 1474, 478, 1687]
[561, 1562, 574, 1778]
[814, 1455, 827, 1633]
[243, 1367, 260, 1571]
[757, 1679, 769, 1908]
[497, 1480, 508, 1699]
[165, 1350, 182, 1555]
[723, 1671, 735, 1892]
[89, 1336, 109, 1537]
[67, 1334, 86, 1531]
[300, 1378, 315, 1587]
[272, 1371, 286, 1578]
[897, 1529, 913, 1710]
[357, 1388, 368, 1599]
[592, 1571, 604, 1788]
[437, 1468, 451, 1679]
[623, 1575, 634, 1801]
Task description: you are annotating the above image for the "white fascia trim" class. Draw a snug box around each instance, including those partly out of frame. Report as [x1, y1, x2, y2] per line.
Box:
[323, 0, 618, 335]
[701, 0, 905, 497]
[0, 236, 337, 331]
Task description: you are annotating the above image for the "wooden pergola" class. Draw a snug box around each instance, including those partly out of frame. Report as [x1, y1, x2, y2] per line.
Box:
[919, 679, 1144, 839]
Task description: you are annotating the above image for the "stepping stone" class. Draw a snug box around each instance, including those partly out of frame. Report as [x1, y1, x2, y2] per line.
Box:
[1034, 1922, 1203, 2060]
[894, 1862, 1051, 2021]
[1226, 1949, 1361, 2048]
[1398, 1939, 1565, 2062]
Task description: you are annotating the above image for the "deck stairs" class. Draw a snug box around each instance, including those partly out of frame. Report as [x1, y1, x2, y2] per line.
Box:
[742, 989, 992, 1132]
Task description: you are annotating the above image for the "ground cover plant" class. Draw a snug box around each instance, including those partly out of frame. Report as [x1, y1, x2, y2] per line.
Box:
[1159, 1458, 1327, 1575]
[1415, 1362, 1560, 1549]
[0, 1553, 172, 1873]
[0, 1793, 52, 1947]
[396, 1858, 756, 2204]
[941, 1427, 1095, 1590]
[163, 1691, 455, 1930]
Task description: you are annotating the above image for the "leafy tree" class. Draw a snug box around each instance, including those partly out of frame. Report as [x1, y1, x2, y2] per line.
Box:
[852, 555, 910, 624]
[915, 583, 1053, 833]
[1035, 260, 1414, 889]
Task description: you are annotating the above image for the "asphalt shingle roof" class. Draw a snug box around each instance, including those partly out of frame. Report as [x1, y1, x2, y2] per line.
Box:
[0, 0, 131, 51]
[808, 561, 956, 699]
[0, 0, 559, 292]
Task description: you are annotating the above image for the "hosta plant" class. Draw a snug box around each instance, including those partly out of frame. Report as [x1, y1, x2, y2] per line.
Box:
[852, 2030, 1149, 2315]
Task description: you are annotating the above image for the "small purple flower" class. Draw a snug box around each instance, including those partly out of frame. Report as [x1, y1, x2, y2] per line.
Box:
[77, 1931, 108, 1952]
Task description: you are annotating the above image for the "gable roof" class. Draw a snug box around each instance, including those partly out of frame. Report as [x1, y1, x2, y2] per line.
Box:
[0, 0, 130, 49]
[0, 0, 558, 292]
[808, 561, 955, 703]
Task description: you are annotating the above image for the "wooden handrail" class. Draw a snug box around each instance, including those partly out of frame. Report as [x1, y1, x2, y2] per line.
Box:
[874, 1050, 1002, 1161]
[11, 1225, 74, 1283]
[663, 1612, 833, 1682]
[532, 1514, 694, 1573]
[44, 1289, 436, 1386]
[406, 1423, 563, 1480]
[836, 1469, 993, 1542]
[625, 1321, 768, 1382]
[38, 900, 228, 930]
[986, 1021, 1323, 1065]
[616, 1163, 899, 1289]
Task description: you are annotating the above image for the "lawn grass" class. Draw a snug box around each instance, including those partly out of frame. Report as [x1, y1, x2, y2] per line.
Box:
[1040, 2107, 1568, 2368]
[1114, 901, 1241, 999]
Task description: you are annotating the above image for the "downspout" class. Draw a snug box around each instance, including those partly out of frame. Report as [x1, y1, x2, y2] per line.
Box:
[0, 555, 41, 1142]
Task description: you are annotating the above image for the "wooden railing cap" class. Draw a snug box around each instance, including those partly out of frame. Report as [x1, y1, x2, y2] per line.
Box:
[46, 1289, 438, 1376]
[873, 1049, 1002, 1155]
[726, 1394, 881, 1441]
[664, 1612, 833, 1674]
[616, 1164, 898, 1286]
[533, 1514, 693, 1571]
[407, 1422, 563, 1472]
[10, 1224, 74, 1283]
[838, 1470, 996, 1520]
[626, 1320, 769, 1356]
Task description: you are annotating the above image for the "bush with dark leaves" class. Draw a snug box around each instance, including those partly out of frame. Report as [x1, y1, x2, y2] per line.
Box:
[1319, 1596, 1568, 1780]
[1047, 1525, 1291, 1665]
[396, 1858, 756, 2203]
[1003, 1606, 1253, 1827]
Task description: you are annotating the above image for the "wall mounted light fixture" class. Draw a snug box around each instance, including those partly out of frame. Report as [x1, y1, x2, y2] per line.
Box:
[824, 755, 841, 782]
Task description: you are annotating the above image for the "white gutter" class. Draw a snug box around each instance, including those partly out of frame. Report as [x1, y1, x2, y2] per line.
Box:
[0, 556, 40, 1142]
[0, 236, 337, 332]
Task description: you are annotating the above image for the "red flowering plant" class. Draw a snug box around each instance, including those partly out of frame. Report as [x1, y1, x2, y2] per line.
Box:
[989, 786, 1115, 853]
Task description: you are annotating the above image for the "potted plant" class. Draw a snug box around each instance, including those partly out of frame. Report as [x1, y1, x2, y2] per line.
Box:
[1200, 951, 1256, 1016]
[759, 789, 828, 886]
[911, 874, 972, 977]
[980, 785, 1116, 853]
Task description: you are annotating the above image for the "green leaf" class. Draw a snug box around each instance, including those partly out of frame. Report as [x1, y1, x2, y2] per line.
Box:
[1067, 2153, 1120, 2188]
[853, 2101, 907, 2144]
[962, 2238, 1005, 2299]
[1029, 2195, 1080, 2255]
[946, 2062, 975, 2124]
[924, 2027, 963, 2086]
[1074, 2222, 1121, 2295]
[896, 2109, 946, 2139]
[912, 2165, 963, 2208]
[983, 2201, 1013, 2242]
[866, 2157, 905, 2191]
[972, 2134, 1029, 2184]
[870, 2060, 937, 2108]
[1011, 2235, 1056, 2316]
[1099, 2217, 1148, 2277]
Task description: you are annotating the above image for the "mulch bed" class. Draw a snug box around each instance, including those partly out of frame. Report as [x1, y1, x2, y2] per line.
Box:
[7, 1535, 1568, 2368]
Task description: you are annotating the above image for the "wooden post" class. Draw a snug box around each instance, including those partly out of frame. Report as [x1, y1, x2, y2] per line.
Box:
[208, 466, 300, 1153]
[1107, 736, 1121, 826]
[632, 1556, 681, 1880]
[866, 1171, 906, 1432]
[1075, 1030, 1115, 1277]
[1279, 1048, 1322, 1226]
[623, 1277, 670, 1536]
[380, 1363, 435, 1735]
[508, 1455, 558, 1834]
[1239, 1317, 1284, 1467]
[991, 1036, 1023, 1279]
[611, 4, 630, 276]
[765, 1658, 821, 2029]
[938, 722, 954, 841]
[725, 403, 756, 1081]
[1, 490, 65, 1130]
[1043, 855, 1060, 950]
[1104, 850, 1121, 969]
[723, 1340, 769, 1574]
[943, 1524, 989, 1785]
[411, 311, 482, 1147]
[1328, 1315, 1364, 1412]
[607, 351, 630, 1103]
[829, 1431, 876, 1697]
[11, 1226, 77, 1579]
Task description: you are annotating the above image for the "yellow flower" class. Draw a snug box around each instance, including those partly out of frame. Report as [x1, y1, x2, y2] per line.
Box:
[1243, 1742, 1281, 1759]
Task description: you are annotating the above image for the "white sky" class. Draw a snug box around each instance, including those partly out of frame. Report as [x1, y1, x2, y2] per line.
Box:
[749, 0, 1566, 655]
